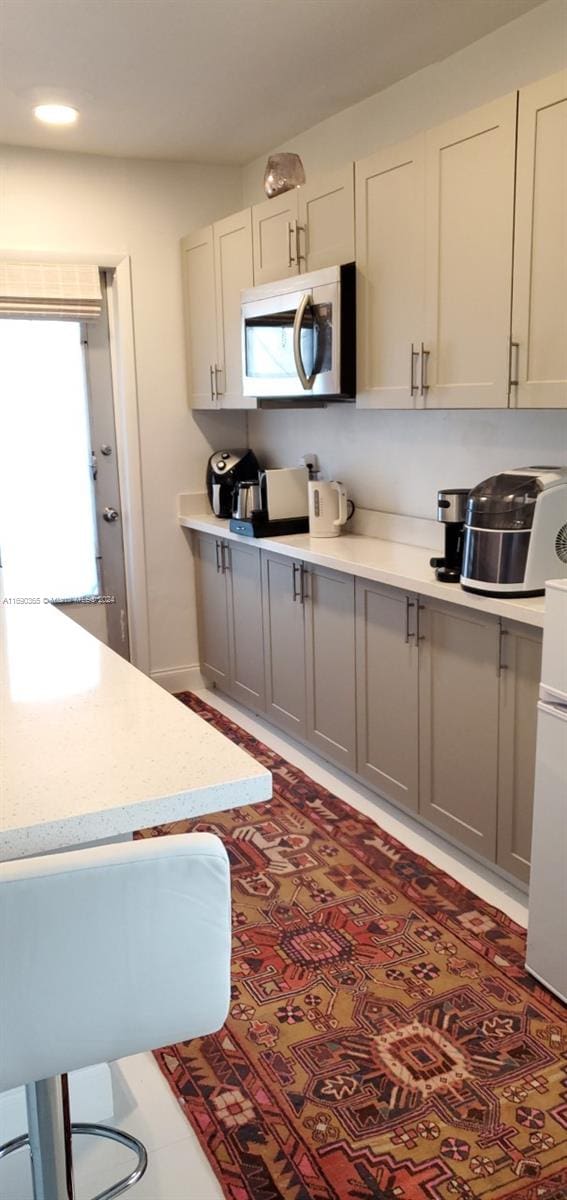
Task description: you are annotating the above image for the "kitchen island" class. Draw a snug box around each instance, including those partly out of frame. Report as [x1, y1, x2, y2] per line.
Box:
[0, 586, 271, 862]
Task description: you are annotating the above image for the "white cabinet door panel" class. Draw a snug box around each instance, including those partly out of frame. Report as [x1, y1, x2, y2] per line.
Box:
[356, 136, 425, 408]
[298, 164, 355, 272]
[181, 227, 217, 409]
[305, 564, 356, 770]
[213, 208, 255, 409]
[511, 71, 567, 409]
[226, 540, 265, 710]
[261, 551, 306, 737]
[424, 94, 516, 408]
[252, 192, 299, 285]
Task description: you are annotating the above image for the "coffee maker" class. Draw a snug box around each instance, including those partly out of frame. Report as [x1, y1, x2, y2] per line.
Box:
[430, 488, 469, 583]
[206, 449, 261, 518]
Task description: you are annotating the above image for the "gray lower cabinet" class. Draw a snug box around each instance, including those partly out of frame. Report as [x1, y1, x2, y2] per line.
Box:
[261, 550, 307, 737]
[224, 539, 265, 711]
[418, 598, 500, 860]
[497, 620, 542, 883]
[194, 532, 231, 687]
[194, 532, 264, 711]
[355, 579, 419, 812]
[304, 563, 356, 770]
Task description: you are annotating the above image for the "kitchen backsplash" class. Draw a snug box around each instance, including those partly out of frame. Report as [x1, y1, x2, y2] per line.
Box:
[246, 406, 567, 523]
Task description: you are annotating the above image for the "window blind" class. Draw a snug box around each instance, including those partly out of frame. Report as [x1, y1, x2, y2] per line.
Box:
[0, 262, 102, 319]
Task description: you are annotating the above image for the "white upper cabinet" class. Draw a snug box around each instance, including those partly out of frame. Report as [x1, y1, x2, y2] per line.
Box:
[213, 208, 255, 409]
[355, 136, 425, 408]
[181, 225, 218, 409]
[297, 164, 355, 273]
[423, 93, 517, 409]
[252, 164, 355, 284]
[252, 190, 300, 285]
[181, 208, 254, 409]
[511, 70, 567, 409]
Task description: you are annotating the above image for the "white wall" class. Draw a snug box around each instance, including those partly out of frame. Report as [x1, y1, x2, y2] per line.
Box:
[243, 0, 567, 518]
[0, 145, 245, 678]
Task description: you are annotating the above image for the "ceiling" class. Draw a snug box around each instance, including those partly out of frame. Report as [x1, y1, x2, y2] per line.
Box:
[0, 0, 547, 164]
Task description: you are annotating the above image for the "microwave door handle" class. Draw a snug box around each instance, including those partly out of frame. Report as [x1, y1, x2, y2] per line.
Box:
[293, 292, 315, 391]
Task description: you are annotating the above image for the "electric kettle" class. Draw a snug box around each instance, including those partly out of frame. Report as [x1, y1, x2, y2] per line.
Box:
[308, 480, 350, 538]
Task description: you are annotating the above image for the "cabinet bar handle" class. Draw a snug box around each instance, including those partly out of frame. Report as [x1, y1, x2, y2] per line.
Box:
[509, 340, 520, 388]
[299, 563, 307, 604]
[209, 364, 216, 404]
[222, 542, 231, 573]
[215, 539, 222, 573]
[405, 597, 416, 642]
[498, 625, 509, 675]
[416, 602, 426, 641]
[292, 562, 300, 601]
[295, 223, 306, 265]
[214, 364, 223, 397]
[420, 344, 430, 397]
[410, 344, 419, 397]
[287, 221, 296, 267]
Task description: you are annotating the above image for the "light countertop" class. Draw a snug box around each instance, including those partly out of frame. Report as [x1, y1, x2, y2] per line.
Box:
[180, 511, 546, 629]
[0, 591, 271, 861]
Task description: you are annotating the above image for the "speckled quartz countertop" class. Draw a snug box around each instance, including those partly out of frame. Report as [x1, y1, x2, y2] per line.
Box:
[0, 590, 271, 862]
[180, 512, 546, 629]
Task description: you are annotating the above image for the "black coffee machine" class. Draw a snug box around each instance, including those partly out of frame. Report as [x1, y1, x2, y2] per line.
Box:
[430, 488, 469, 583]
[206, 449, 261, 518]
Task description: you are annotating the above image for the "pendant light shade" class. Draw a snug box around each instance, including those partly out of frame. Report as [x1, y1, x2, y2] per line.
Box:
[263, 152, 306, 199]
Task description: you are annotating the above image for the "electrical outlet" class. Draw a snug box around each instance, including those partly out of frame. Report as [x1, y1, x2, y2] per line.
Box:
[300, 453, 319, 476]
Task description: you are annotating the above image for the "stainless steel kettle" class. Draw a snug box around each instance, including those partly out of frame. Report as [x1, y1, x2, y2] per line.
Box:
[232, 480, 262, 520]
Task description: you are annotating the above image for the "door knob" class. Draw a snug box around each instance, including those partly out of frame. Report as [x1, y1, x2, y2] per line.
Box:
[103, 507, 119, 523]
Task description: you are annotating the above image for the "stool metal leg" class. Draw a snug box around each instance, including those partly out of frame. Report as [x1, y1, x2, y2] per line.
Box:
[25, 1076, 74, 1200]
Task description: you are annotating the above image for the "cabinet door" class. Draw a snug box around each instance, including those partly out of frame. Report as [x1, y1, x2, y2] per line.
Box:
[511, 71, 567, 409]
[497, 622, 542, 883]
[355, 580, 419, 811]
[213, 208, 256, 410]
[252, 191, 299, 285]
[180, 226, 217, 409]
[355, 136, 425, 409]
[297, 164, 355, 273]
[225, 540, 265, 711]
[193, 533, 230, 685]
[419, 600, 500, 857]
[304, 564, 356, 770]
[261, 550, 306, 737]
[423, 94, 516, 408]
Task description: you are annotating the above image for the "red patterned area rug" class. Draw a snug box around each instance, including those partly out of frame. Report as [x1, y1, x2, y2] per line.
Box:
[136, 692, 567, 1200]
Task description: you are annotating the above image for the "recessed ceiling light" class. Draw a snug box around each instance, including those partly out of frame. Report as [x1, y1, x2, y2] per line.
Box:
[33, 104, 79, 126]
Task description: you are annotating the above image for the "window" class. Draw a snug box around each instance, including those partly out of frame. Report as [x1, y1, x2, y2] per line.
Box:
[0, 319, 99, 600]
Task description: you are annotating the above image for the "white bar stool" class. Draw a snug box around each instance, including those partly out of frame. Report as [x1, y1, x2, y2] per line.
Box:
[0, 833, 232, 1200]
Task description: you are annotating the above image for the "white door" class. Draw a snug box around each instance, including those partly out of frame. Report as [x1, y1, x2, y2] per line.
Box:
[0, 287, 129, 657]
[355, 135, 425, 408]
[181, 225, 218, 408]
[423, 94, 517, 408]
[298, 164, 355, 272]
[213, 208, 255, 409]
[511, 70, 567, 409]
[252, 190, 300, 285]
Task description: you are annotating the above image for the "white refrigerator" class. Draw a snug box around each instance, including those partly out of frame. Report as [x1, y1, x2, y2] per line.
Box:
[526, 579, 567, 1002]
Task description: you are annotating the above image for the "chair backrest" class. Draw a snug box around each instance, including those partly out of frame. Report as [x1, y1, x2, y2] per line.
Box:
[0, 833, 231, 1091]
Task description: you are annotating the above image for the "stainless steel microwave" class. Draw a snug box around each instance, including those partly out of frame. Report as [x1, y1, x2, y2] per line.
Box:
[241, 263, 355, 401]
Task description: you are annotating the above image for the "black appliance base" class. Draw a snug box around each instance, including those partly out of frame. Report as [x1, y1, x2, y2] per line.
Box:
[229, 515, 309, 538]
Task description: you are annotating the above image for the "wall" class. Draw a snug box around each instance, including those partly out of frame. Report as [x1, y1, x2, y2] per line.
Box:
[243, 0, 567, 517]
[0, 145, 245, 680]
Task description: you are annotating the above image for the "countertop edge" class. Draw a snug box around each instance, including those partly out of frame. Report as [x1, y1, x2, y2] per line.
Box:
[180, 514, 546, 629]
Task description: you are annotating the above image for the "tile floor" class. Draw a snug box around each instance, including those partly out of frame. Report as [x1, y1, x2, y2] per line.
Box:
[0, 687, 528, 1200]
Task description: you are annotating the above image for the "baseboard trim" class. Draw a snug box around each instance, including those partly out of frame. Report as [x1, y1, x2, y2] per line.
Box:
[150, 665, 204, 693]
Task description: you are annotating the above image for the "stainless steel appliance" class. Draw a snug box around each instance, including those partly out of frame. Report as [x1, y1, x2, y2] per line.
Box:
[229, 467, 310, 538]
[206, 449, 261, 518]
[430, 488, 469, 583]
[241, 264, 355, 401]
[232, 480, 261, 520]
[461, 467, 567, 596]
